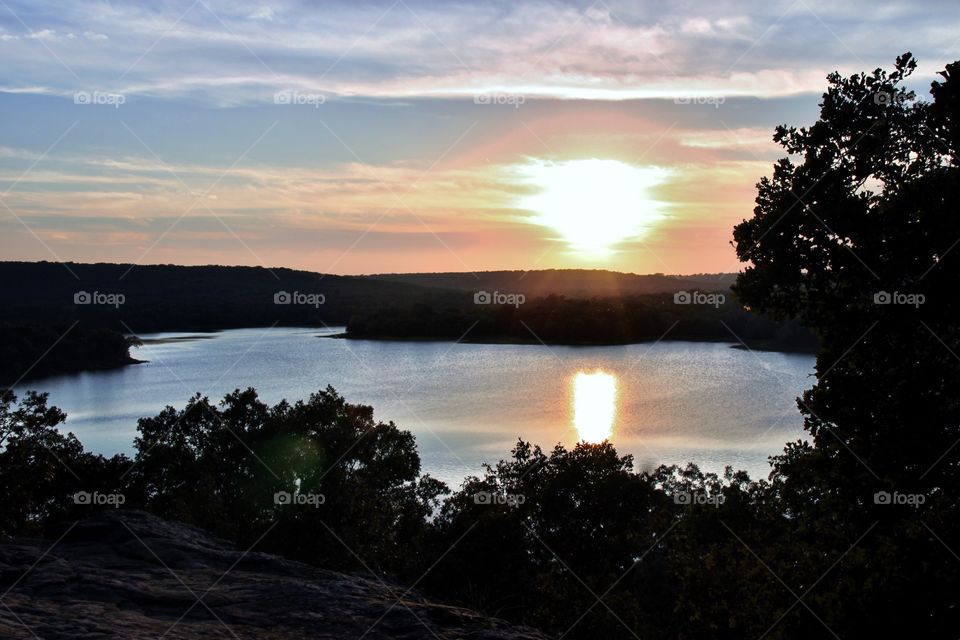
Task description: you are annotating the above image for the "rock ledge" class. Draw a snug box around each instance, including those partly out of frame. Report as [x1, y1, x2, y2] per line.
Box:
[0, 510, 549, 639]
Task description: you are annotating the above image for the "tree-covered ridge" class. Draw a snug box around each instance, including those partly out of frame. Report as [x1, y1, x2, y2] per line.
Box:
[0, 262, 734, 334]
[345, 293, 819, 351]
[365, 269, 736, 297]
[0, 261, 463, 332]
[734, 53, 960, 509]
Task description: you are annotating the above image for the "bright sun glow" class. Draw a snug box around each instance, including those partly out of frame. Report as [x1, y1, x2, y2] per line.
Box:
[519, 159, 669, 255]
[573, 371, 618, 443]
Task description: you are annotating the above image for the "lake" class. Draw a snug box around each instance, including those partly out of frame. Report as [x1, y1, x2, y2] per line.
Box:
[15, 327, 816, 488]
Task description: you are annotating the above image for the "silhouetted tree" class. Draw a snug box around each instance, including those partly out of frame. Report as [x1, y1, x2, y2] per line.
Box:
[0, 391, 130, 537]
[129, 386, 447, 572]
[733, 53, 960, 636]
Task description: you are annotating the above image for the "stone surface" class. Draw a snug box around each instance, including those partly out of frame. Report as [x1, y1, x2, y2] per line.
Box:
[0, 510, 549, 639]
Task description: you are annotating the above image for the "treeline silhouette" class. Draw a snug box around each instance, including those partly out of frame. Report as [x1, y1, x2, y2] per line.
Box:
[1, 383, 955, 638]
[0, 325, 140, 385]
[365, 269, 737, 298]
[346, 293, 819, 351]
[0, 261, 463, 332]
[0, 263, 738, 334]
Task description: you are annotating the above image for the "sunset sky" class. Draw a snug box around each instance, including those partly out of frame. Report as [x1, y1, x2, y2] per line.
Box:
[1, 0, 958, 275]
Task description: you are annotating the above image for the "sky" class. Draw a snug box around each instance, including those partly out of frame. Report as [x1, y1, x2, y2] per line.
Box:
[1, 0, 958, 275]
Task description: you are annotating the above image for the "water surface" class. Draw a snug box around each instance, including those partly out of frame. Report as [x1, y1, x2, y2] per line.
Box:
[16, 327, 816, 487]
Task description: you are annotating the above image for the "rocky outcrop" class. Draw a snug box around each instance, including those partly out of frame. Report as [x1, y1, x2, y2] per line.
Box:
[0, 511, 548, 639]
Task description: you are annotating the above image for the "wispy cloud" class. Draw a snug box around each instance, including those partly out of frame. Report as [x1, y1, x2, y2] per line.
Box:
[1, 0, 956, 102]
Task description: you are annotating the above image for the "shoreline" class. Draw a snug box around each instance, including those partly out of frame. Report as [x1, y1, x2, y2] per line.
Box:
[322, 331, 819, 354]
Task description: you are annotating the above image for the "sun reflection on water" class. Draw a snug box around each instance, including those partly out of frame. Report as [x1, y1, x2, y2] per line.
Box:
[572, 370, 618, 443]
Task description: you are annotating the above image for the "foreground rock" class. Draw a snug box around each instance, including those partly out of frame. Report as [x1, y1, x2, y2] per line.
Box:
[0, 510, 549, 639]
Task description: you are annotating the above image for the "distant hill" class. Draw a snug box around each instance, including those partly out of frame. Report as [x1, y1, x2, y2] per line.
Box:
[0, 261, 462, 332]
[0, 262, 737, 333]
[368, 269, 736, 298]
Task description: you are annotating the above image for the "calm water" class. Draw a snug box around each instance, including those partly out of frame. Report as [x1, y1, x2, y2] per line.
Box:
[15, 327, 816, 487]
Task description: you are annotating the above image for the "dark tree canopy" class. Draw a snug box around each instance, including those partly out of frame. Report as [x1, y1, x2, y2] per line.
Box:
[734, 53, 960, 496]
[128, 385, 447, 572]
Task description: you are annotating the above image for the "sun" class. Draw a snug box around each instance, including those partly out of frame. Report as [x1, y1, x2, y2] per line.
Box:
[518, 158, 669, 255]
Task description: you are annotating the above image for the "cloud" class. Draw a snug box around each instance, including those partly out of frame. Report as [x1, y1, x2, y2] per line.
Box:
[0, 0, 954, 103]
[24, 28, 60, 40]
